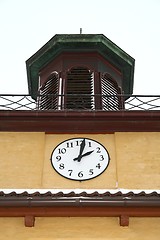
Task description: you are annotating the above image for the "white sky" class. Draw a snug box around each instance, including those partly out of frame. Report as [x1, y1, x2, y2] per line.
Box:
[0, 0, 160, 95]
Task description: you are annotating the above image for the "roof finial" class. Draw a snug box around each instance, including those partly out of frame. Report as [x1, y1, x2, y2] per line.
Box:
[80, 28, 82, 34]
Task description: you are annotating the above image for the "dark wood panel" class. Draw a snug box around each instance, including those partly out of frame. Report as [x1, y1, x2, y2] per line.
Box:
[0, 110, 160, 132]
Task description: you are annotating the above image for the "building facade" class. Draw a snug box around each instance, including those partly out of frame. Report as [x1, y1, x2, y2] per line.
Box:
[0, 34, 160, 240]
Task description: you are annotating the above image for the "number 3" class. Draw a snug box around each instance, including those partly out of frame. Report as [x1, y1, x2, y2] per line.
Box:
[100, 155, 104, 161]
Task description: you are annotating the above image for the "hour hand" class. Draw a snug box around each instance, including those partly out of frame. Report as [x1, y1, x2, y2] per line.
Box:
[74, 150, 94, 162]
[80, 150, 94, 158]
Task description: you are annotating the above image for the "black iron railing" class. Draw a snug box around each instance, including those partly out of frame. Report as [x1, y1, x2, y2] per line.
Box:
[0, 95, 36, 110]
[0, 94, 160, 111]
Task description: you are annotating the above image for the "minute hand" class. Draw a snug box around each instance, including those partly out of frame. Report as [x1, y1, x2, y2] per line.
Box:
[74, 150, 94, 162]
[73, 139, 86, 162]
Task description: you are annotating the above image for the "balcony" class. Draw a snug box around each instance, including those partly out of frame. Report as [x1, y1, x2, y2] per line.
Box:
[1, 94, 160, 133]
[0, 94, 160, 111]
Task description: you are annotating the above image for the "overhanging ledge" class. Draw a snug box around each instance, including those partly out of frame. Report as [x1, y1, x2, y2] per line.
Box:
[0, 110, 160, 132]
[1, 206, 160, 227]
[0, 192, 160, 227]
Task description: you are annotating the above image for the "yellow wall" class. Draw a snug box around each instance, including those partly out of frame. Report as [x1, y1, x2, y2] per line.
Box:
[0, 217, 160, 240]
[0, 132, 160, 189]
[0, 132, 45, 188]
[115, 132, 160, 189]
[0, 132, 160, 239]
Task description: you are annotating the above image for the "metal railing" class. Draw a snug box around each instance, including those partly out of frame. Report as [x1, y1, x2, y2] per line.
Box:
[0, 95, 36, 110]
[0, 94, 160, 111]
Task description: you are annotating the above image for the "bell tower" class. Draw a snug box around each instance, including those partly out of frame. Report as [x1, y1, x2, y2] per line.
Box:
[1, 33, 160, 235]
[25, 33, 135, 187]
[26, 34, 135, 111]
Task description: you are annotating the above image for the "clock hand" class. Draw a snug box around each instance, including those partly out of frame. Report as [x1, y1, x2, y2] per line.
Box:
[74, 150, 94, 162]
[73, 138, 86, 162]
[79, 138, 86, 156]
[81, 150, 94, 158]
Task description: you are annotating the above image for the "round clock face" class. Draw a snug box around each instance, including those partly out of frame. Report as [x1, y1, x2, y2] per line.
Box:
[50, 138, 110, 181]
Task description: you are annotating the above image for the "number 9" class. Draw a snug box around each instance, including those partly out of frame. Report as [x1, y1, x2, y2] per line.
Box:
[56, 155, 61, 161]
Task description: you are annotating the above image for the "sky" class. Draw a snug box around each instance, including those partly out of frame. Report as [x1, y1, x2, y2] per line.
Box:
[0, 0, 160, 95]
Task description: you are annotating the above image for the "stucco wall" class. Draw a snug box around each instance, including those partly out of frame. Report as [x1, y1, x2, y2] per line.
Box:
[0, 217, 160, 240]
[0, 132, 45, 188]
[0, 132, 160, 189]
[115, 132, 160, 189]
[0, 132, 160, 239]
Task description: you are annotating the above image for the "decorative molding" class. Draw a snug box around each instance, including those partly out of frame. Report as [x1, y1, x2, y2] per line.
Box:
[0, 110, 160, 132]
[0, 191, 160, 227]
[0, 206, 160, 227]
[24, 215, 35, 227]
[119, 215, 129, 226]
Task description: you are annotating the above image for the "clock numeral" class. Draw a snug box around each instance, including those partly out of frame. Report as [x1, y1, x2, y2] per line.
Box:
[59, 163, 65, 170]
[100, 155, 104, 161]
[68, 170, 73, 176]
[88, 141, 92, 147]
[58, 148, 66, 154]
[76, 140, 83, 146]
[66, 142, 73, 148]
[76, 139, 92, 147]
[56, 155, 61, 161]
[78, 171, 83, 178]
[96, 163, 101, 169]
[89, 169, 94, 175]
[96, 147, 101, 153]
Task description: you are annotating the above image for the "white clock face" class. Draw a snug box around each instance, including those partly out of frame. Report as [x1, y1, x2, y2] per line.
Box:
[50, 138, 110, 181]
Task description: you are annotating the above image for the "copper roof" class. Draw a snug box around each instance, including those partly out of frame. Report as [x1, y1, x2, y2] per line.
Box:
[26, 34, 134, 99]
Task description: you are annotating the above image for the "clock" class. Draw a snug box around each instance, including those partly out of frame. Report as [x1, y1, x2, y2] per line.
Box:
[50, 138, 110, 181]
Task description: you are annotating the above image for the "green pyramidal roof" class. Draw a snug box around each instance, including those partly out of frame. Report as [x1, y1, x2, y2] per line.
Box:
[26, 34, 135, 99]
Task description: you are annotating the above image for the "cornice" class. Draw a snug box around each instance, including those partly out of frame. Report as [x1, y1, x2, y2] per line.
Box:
[0, 190, 160, 227]
[0, 110, 160, 132]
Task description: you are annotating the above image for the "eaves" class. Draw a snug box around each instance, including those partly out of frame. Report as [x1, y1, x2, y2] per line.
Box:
[0, 110, 160, 132]
[0, 190, 160, 227]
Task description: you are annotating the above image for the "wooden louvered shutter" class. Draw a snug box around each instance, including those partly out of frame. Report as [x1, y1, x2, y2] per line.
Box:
[39, 72, 59, 110]
[65, 67, 94, 110]
[101, 73, 124, 110]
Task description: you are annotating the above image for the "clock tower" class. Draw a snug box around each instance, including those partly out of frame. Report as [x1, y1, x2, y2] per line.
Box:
[26, 34, 135, 188]
[1, 33, 160, 239]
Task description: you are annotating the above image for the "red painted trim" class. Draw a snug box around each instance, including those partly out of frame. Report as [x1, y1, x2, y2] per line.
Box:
[0, 110, 160, 132]
[40, 52, 122, 76]
[24, 215, 35, 227]
[120, 215, 129, 226]
[0, 206, 160, 227]
[39, 52, 122, 87]
[1, 206, 160, 217]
